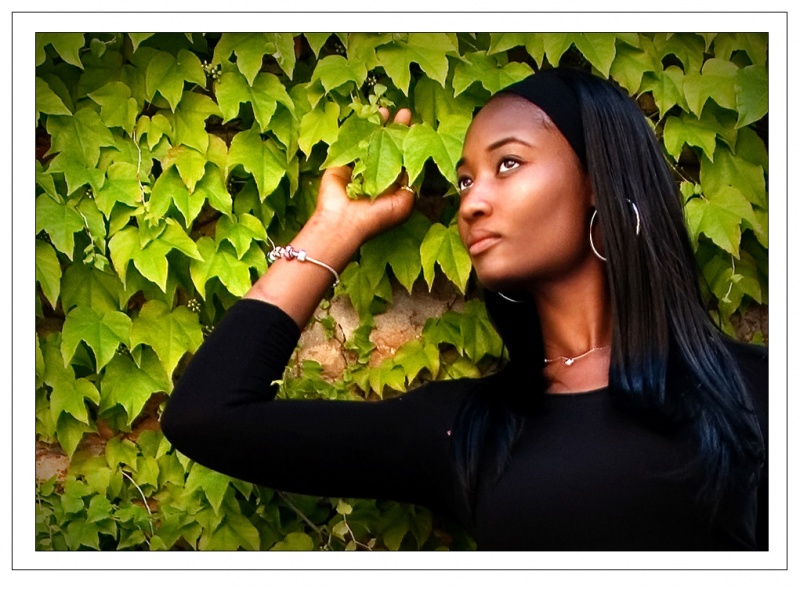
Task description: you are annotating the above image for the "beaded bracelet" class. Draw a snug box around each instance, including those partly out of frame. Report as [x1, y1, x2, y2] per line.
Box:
[267, 241, 340, 287]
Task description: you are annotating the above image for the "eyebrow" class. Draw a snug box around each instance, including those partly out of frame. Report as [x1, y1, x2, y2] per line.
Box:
[455, 136, 534, 171]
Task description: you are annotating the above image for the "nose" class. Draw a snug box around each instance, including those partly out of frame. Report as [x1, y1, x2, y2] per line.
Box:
[458, 181, 493, 224]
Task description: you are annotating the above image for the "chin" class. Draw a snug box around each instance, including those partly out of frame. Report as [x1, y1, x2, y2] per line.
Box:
[474, 269, 528, 295]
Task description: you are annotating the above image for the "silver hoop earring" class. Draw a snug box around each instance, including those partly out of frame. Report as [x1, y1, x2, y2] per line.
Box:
[589, 209, 606, 262]
[589, 201, 641, 263]
[627, 199, 641, 236]
[498, 292, 526, 304]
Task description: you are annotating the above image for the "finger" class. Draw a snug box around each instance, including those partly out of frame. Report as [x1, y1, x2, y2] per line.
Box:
[320, 165, 353, 189]
[392, 108, 412, 127]
[378, 107, 390, 124]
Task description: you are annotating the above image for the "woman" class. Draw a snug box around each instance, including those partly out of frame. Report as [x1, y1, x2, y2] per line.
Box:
[161, 67, 768, 550]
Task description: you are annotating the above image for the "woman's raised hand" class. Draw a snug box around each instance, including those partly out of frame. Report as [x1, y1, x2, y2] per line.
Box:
[244, 107, 417, 327]
[313, 107, 416, 246]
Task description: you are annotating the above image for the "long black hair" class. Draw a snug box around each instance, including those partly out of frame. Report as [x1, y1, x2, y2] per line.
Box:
[451, 67, 765, 518]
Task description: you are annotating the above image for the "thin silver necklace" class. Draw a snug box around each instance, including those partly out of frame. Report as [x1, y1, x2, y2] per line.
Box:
[543, 345, 610, 367]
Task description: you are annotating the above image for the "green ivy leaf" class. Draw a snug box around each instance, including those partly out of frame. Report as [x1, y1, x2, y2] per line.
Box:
[170, 91, 221, 153]
[663, 112, 718, 161]
[61, 306, 132, 371]
[87, 81, 139, 135]
[712, 32, 767, 67]
[109, 221, 201, 291]
[423, 301, 503, 363]
[268, 32, 298, 79]
[683, 58, 739, 117]
[310, 54, 368, 96]
[216, 71, 294, 133]
[420, 223, 472, 293]
[653, 33, 706, 74]
[684, 187, 757, 256]
[128, 33, 154, 52]
[304, 33, 334, 57]
[190, 237, 254, 299]
[149, 165, 199, 226]
[45, 153, 106, 197]
[452, 51, 532, 96]
[413, 76, 477, 129]
[194, 165, 232, 216]
[392, 339, 440, 384]
[100, 348, 171, 426]
[161, 144, 207, 193]
[130, 299, 204, 378]
[36, 240, 62, 309]
[363, 125, 407, 197]
[270, 531, 315, 551]
[36, 33, 85, 68]
[487, 33, 541, 59]
[145, 49, 206, 111]
[137, 113, 173, 151]
[541, 33, 573, 66]
[640, 66, 685, 116]
[322, 115, 378, 169]
[35, 194, 86, 260]
[228, 128, 287, 199]
[735, 64, 768, 128]
[298, 100, 340, 156]
[86, 494, 114, 524]
[184, 463, 231, 515]
[572, 33, 619, 77]
[61, 262, 124, 315]
[734, 127, 769, 172]
[403, 116, 470, 186]
[369, 362, 407, 397]
[36, 159, 59, 199]
[360, 212, 431, 293]
[213, 33, 276, 86]
[609, 44, 658, 93]
[36, 76, 71, 122]
[201, 511, 261, 551]
[50, 376, 100, 429]
[700, 146, 767, 209]
[376, 33, 457, 94]
[46, 108, 116, 168]
[216, 213, 267, 259]
[94, 162, 141, 216]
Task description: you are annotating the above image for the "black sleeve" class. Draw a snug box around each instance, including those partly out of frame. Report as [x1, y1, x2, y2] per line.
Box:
[160, 298, 464, 512]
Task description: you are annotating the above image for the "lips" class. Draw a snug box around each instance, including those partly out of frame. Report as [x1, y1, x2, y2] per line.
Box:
[467, 231, 501, 255]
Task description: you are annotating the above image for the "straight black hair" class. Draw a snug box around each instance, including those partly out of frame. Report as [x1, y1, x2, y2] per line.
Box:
[451, 67, 765, 518]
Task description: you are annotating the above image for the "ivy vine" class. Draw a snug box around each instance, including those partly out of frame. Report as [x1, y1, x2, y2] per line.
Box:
[35, 32, 768, 551]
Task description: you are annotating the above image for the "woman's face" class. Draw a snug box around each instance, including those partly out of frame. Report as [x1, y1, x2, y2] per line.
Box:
[456, 94, 595, 293]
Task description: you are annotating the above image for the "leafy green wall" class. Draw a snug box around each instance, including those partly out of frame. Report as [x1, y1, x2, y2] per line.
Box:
[35, 32, 768, 550]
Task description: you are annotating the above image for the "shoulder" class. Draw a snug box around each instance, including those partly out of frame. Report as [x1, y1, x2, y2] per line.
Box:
[397, 370, 509, 414]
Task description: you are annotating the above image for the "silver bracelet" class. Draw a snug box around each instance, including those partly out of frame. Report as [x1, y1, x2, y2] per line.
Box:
[267, 241, 340, 286]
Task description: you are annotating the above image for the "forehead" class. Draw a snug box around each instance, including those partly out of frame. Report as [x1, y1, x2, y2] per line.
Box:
[468, 94, 556, 133]
[462, 94, 557, 152]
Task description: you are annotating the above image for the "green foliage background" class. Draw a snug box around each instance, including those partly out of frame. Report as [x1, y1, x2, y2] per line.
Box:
[35, 32, 768, 551]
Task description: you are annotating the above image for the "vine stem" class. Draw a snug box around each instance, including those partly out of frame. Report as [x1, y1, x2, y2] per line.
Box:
[132, 129, 147, 205]
[276, 491, 323, 536]
[121, 470, 156, 538]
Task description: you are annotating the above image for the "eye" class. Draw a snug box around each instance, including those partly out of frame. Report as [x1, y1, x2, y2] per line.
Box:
[499, 158, 520, 173]
[456, 176, 473, 193]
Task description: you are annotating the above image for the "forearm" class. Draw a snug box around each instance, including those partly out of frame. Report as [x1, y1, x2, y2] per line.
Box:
[244, 211, 364, 328]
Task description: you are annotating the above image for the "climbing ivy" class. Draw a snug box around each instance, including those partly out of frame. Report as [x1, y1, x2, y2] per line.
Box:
[35, 32, 768, 551]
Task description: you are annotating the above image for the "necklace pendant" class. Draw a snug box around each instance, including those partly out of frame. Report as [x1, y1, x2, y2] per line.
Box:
[564, 358, 575, 366]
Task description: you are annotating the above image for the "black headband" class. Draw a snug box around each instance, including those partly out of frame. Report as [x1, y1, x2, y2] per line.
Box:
[499, 69, 586, 166]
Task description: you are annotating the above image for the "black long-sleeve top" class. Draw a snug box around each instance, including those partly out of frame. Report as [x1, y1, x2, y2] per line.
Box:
[161, 298, 769, 550]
